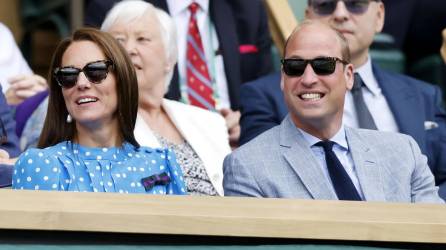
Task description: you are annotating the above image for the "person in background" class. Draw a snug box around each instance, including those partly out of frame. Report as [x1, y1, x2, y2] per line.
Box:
[0, 22, 47, 105]
[12, 28, 187, 195]
[85, 0, 274, 147]
[101, 1, 230, 196]
[238, 0, 446, 199]
[224, 20, 443, 203]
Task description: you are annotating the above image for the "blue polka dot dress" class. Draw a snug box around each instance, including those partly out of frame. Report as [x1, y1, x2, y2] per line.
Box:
[12, 141, 187, 195]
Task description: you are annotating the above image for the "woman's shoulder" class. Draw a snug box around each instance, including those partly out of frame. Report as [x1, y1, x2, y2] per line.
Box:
[163, 99, 226, 124]
[17, 141, 69, 162]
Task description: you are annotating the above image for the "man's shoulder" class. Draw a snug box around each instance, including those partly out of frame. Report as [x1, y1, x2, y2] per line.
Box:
[242, 73, 281, 90]
[163, 99, 225, 123]
[233, 125, 281, 155]
[347, 127, 414, 147]
[373, 64, 439, 94]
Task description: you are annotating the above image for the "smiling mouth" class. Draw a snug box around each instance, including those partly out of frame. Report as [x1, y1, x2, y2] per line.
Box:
[76, 97, 98, 105]
[133, 64, 142, 70]
[299, 93, 324, 101]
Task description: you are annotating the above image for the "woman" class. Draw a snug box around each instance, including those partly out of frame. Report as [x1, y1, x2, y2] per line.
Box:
[12, 28, 187, 195]
[101, 1, 231, 196]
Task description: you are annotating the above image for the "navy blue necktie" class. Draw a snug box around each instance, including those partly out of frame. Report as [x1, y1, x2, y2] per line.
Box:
[352, 73, 377, 130]
[315, 140, 362, 201]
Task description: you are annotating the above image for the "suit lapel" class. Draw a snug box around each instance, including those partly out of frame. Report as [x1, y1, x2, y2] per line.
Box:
[345, 127, 385, 201]
[373, 64, 426, 149]
[280, 117, 337, 200]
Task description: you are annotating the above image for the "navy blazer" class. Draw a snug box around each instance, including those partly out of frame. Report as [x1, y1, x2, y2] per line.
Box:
[239, 65, 446, 198]
[0, 85, 20, 157]
[84, 0, 273, 110]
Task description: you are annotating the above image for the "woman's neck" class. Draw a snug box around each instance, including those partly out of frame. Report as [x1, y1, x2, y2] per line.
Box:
[74, 118, 123, 148]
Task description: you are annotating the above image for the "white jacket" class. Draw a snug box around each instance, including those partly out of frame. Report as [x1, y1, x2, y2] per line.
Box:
[134, 99, 231, 196]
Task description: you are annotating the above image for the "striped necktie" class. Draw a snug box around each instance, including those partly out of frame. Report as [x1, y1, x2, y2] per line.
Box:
[186, 2, 215, 110]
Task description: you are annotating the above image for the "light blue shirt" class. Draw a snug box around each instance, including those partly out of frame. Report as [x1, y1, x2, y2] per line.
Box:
[343, 57, 399, 132]
[12, 141, 187, 195]
[297, 126, 365, 199]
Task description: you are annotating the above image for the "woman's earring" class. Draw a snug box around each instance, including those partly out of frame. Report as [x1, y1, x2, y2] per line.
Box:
[66, 114, 73, 123]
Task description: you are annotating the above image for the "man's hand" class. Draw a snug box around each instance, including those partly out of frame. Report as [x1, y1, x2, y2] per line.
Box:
[6, 74, 47, 105]
[219, 108, 241, 149]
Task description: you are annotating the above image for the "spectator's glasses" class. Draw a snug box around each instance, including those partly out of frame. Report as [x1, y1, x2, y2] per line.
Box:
[281, 57, 349, 77]
[54, 60, 114, 88]
[310, 0, 380, 16]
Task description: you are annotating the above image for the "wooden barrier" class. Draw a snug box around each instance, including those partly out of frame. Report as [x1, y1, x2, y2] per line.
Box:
[0, 189, 445, 245]
[264, 0, 298, 56]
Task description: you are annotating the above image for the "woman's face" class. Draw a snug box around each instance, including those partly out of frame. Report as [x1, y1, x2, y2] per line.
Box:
[60, 40, 118, 128]
[108, 13, 169, 93]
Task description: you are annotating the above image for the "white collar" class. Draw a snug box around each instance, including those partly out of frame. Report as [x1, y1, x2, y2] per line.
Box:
[167, 0, 209, 16]
[298, 125, 349, 151]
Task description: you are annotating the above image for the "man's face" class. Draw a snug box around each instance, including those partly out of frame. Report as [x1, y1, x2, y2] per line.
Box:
[281, 24, 354, 130]
[305, 0, 385, 66]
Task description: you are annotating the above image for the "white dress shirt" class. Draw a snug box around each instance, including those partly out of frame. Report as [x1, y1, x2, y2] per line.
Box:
[166, 0, 230, 109]
[343, 57, 399, 132]
[0, 22, 33, 91]
[298, 126, 365, 199]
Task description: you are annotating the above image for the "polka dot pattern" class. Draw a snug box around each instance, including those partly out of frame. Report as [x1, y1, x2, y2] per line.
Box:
[12, 141, 187, 195]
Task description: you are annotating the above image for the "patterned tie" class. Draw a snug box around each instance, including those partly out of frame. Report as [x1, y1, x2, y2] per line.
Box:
[186, 2, 215, 110]
[351, 73, 377, 130]
[315, 141, 362, 201]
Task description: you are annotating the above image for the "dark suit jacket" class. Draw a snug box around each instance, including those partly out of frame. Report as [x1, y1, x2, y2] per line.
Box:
[383, 0, 446, 63]
[84, 0, 273, 110]
[239, 65, 446, 198]
[0, 86, 20, 157]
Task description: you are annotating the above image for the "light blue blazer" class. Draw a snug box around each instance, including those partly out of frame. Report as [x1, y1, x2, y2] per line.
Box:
[224, 115, 444, 203]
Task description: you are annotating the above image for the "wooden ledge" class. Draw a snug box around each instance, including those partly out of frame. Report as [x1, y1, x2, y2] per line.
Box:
[0, 190, 445, 243]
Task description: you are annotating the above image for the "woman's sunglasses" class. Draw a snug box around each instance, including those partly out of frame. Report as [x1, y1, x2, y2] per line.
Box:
[281, 57, 349, 77]
[310, 0, 379, 16]
[53, 60, 114, 89]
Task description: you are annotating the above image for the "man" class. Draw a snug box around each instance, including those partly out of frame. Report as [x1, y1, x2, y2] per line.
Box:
[223, 20, 443, 203]
[238, 0, 446, 198]
[84, 0, 273, 146]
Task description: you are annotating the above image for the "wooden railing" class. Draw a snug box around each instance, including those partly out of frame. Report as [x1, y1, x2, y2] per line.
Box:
[0, 189, 445, 244]
[264, 0, 298, 56]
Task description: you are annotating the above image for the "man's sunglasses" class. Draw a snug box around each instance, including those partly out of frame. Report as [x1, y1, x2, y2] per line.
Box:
[281, 57, 349, 77]
[310, 0, 379, 16]
[54, 60, 114, 88]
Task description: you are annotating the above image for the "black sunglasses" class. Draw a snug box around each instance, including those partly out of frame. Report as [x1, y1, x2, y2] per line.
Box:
[54, 60, 114, 88]
[310, 0, 379, 16]
[281, 57, 349, 77]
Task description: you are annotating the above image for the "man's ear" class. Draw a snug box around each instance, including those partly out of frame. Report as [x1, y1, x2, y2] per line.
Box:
[345, 64, 354, 90]
[375, 2, 385, 33]
[280, 73, 285, 91]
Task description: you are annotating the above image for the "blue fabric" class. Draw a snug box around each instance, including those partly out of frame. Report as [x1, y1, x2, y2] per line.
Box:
[0, 85, 21, 157]
[239, 73, 286, 145]
[0, 164, 13, 188]
[14, 90, 48, 137]
[12, 141, 187, 195]
[238, 65, 446, 198]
